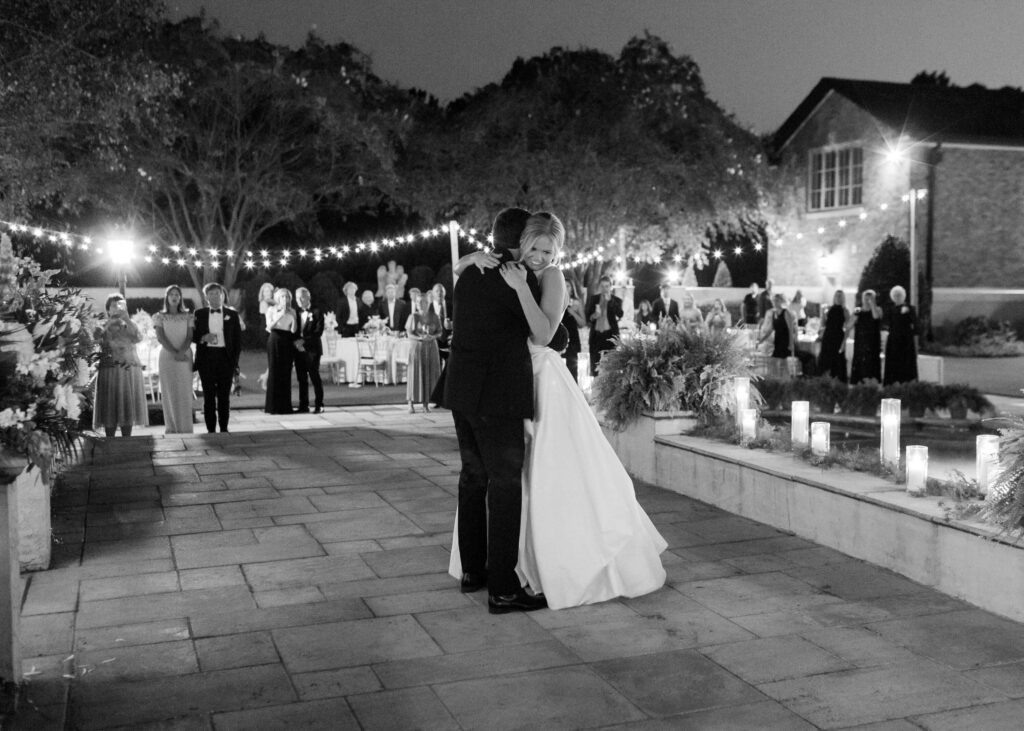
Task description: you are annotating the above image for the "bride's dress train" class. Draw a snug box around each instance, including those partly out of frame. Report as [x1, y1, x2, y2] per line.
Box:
[449, 342, 666, 610]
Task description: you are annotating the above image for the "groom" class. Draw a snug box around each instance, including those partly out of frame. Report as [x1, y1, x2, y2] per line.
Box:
[442, 207, 547, 614]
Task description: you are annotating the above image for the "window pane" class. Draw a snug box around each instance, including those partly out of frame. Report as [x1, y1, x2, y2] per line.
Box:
[852, 187, 862, 205]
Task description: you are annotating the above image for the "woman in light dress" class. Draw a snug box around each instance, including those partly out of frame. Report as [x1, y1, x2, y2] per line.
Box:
[152, 285, 195, 434]
[93, 293, 148, 437]
[449, 212, 666, 610]
[264, 287, 299, 414]
[706, 297, 732, 334]
[678, 293, 706, 333]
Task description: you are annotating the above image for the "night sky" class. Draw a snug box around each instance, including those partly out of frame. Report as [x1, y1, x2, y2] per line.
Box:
[170, 0, 1024, 134]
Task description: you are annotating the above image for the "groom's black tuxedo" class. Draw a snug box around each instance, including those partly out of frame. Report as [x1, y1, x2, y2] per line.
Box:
[442, 250, 539, 416]
[193, 305, 242, 432]
[445, 247, 541, 598]
[294, 306, 325, 411]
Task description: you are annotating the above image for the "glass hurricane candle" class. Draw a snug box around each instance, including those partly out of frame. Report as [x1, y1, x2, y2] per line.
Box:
[741, 409, 757, 442]
[791, 401, 809, 448]
[810, 422, 830, 456]
[976, 435, 1000, 496]
[880, 398, 901, 468]
[734, 377, 750, 426]
[906, 445, 928, 496]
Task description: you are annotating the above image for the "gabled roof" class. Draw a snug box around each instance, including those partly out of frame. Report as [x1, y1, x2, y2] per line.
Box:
[772, 77, 1024, 152]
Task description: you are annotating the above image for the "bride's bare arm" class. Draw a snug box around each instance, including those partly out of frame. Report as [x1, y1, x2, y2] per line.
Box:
[452, 249, 519, 276]
[500, 264, 566, 345]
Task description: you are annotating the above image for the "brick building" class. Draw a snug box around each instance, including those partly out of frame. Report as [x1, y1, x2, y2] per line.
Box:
[770, 77, 1024, 332]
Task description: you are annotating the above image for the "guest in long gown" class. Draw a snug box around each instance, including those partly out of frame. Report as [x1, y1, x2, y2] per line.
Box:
[817, 289, 851, 382]
[849, 289, 883, 384]
[758, 293, 798, 378]
[93, 294, 148, 437]
[706, 298, 732, 334]
[152, 285, 195, 434]
[256, 282, 274, 391]
[883, 285, 918, 385]
[561, 280, 586, 382]
[264, 287, 300, 414]
[405, 291, 442, 413]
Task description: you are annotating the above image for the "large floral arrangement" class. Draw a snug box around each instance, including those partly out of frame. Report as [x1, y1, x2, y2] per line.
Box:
[592, 325, 760, 431]
[0, 234, 99, 477]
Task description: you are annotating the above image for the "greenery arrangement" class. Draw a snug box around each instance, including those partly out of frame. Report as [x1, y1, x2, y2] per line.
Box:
[0, 237, 98, 478]
[592, 325, 759, 430]
[977, 409, 1024, 536]
[755, 375, 994, 420]
[924, 316, 1024, 357]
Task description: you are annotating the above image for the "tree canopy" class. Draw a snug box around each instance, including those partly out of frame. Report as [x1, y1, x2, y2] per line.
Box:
[0, 0, 173, 222]
[399, 33, 770, 289]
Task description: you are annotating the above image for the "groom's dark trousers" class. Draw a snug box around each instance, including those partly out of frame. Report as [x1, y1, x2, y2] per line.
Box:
[452, 411, 525, 596]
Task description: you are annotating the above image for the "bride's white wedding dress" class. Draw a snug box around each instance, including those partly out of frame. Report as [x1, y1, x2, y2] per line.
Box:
[449, 341, 667, 610]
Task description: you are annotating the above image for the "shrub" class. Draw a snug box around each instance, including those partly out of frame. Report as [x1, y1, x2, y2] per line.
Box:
[592, 326, 758, 430]
[857, 234, 909, 309]
[925, 316, 1024, 357]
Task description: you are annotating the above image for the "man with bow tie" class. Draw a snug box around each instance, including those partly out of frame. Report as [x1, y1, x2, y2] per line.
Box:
[193, 283, 242, 433]
[293, 287, 325, 413]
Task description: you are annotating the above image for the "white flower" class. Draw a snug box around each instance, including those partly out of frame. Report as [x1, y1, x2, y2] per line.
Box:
[53, 384, 81, 420]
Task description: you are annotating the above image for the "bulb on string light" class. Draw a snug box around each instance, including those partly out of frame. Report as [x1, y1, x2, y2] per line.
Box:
[880, 203, 888, 210]
[753, 243, 763, 251]
[226, 251, 234, 259]
[713, 249, 723, 259]
[816, 227, 825, 234]
[244, 260, 255, 269]
[838, 220, 847, 227]
[161, 257, 170, 265]
[734, 246, 743, 255]
[210, 260, 220, 269]
[859, 212, 867, 220]
[33, 228, 43, 237]
[176, 258, 186, 267]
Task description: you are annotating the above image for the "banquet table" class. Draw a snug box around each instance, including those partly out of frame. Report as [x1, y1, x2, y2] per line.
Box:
[320, 334, 411, 385]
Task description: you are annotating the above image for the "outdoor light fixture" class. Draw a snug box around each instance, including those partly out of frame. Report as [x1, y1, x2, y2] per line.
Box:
[107, 238, 134, 265]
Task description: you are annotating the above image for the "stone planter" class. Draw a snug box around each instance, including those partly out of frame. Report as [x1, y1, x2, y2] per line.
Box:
[15, 465, 50, 572]
[600, 410, 697, 485]
[0, 448, 51, 572]
[651, 434, 1024, 624]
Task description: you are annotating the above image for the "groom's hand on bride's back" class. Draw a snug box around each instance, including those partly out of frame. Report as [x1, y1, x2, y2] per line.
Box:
[547, 323, 569, 353]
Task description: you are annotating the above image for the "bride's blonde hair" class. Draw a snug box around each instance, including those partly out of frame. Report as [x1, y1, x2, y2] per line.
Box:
[518, 211, 566, 263]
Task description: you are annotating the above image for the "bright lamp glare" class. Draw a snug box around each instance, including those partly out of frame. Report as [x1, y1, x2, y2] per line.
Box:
[108, 239, 134, 265]
[884, 146, 906, 165]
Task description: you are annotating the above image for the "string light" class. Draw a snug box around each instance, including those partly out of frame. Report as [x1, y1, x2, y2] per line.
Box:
[3, 188, 923, 275]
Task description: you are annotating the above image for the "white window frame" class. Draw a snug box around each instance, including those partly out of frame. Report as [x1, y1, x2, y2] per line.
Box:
[808, 145, 863, 211]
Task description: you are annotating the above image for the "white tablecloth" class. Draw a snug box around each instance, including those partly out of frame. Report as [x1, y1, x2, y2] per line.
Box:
[320, 335, 411, 384]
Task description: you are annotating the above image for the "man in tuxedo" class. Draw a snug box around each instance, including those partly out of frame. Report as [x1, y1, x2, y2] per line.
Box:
[585, 275, 623, 376]
[650, 283, 680, 328]
[378, 283, 410, 332]
[193, 282, 241, 433]
[742, 282, 760, 325]
[430, 283, 452, 365]
[441, 207, 547, 615]
[293, 287, 325, 414]
[337, 282, 362, 337]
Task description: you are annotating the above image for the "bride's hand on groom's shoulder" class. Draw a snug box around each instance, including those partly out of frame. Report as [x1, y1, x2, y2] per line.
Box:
[472, 251, 500, 272]
[499, 262, 529, 291]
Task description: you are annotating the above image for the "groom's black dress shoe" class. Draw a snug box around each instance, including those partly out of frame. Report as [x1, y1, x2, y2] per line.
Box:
[460, 572, 487, 593]
[488, 589, 548, 614]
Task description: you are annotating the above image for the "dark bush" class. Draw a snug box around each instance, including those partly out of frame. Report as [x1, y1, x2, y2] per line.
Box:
[857, 235, 909, 309]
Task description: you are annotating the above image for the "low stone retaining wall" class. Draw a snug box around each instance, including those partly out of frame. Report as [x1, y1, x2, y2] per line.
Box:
[649, 434, 1024, 623]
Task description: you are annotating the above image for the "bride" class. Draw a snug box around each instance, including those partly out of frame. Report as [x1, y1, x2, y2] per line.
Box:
[449, 212, 666, 609]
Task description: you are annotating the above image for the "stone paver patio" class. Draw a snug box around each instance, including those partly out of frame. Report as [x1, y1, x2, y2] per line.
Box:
[10, 405, 1024, 729]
